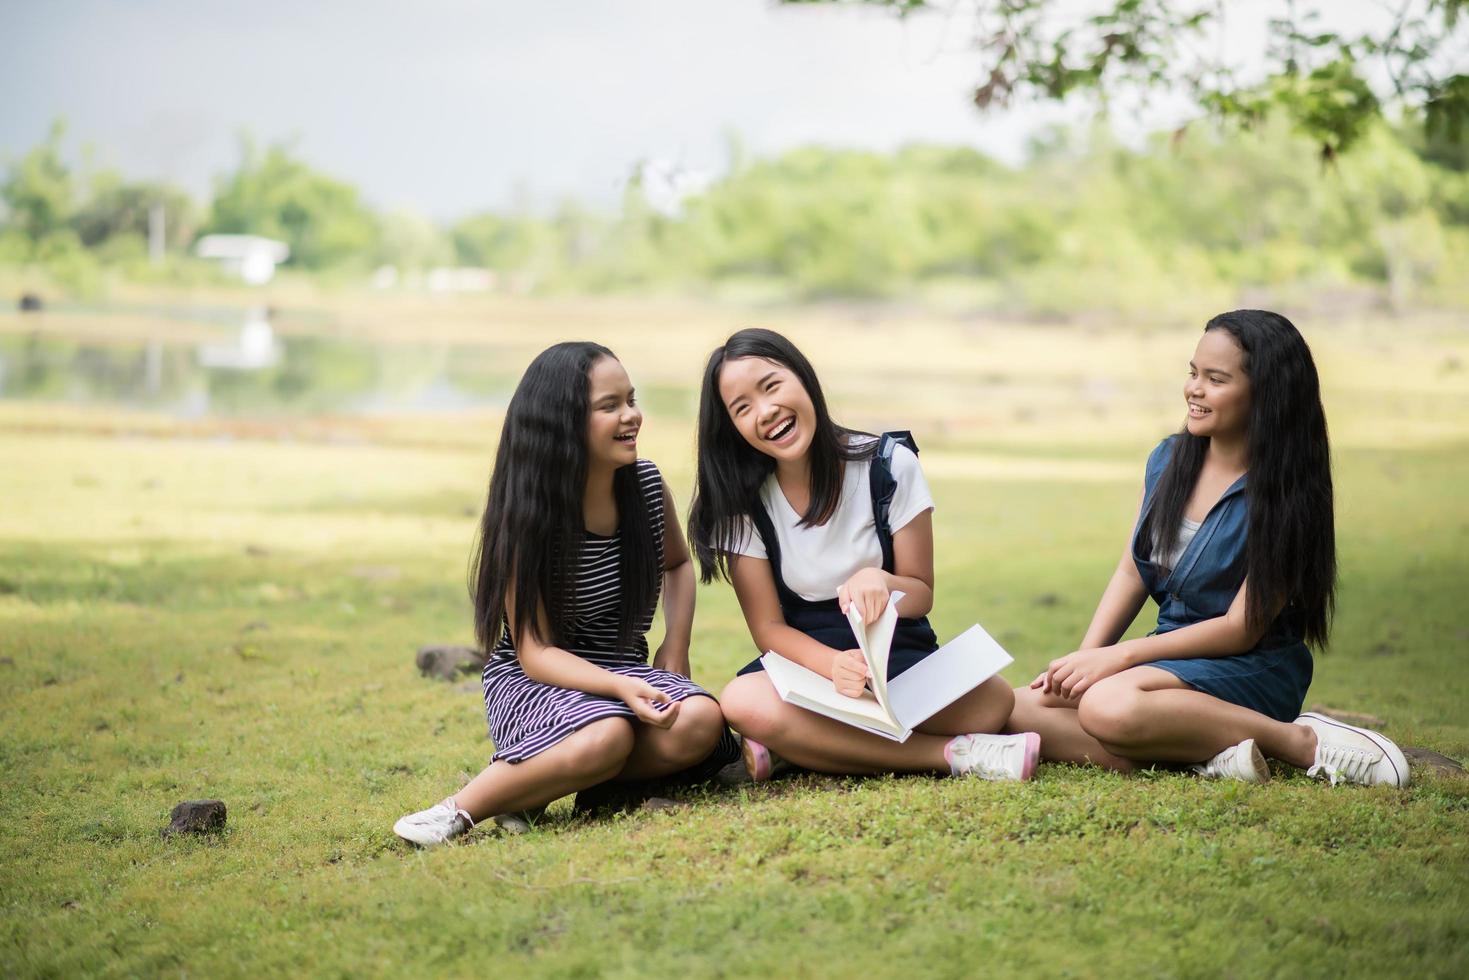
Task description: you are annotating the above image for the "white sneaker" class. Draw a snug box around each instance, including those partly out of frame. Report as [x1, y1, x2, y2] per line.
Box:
[945, 732, 1041, 781]
[1295, 712, 1411, 788]
[1192, 738, 1270, 783]
[491, 806, 546, 834]
[393, 799, 474, 847]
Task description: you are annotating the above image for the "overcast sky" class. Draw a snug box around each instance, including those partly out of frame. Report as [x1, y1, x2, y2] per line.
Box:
[0, 0, 1399, 218]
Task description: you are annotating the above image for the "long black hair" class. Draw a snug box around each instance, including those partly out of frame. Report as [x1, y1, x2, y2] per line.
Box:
[687, 327, 874, 584]
[1138, 310, 1336, 648]
[470, 342, 658, 652]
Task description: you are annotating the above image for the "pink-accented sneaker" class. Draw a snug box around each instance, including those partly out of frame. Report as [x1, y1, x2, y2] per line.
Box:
[944, 732, 1041, 781]
[741, 736, 790, 782]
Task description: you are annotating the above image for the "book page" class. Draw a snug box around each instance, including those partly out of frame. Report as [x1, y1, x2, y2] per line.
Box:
[886, 623, 1014, 729]
[845, 589, 904, 723]
[760, 650, 903, 736]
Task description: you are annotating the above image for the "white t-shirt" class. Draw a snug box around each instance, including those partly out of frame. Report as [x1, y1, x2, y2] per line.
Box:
[726, 440, 935, 602]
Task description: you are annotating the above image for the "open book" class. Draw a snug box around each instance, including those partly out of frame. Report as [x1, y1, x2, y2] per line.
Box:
[759, 591, 1014, 742]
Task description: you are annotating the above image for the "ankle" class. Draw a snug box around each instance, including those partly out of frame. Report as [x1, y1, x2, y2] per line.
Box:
[444, 796, 476, 826]
[1284, 724, 1319, 770]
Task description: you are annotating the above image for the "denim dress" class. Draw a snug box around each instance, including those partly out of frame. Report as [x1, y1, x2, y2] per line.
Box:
[1131, 436, 1314, 722]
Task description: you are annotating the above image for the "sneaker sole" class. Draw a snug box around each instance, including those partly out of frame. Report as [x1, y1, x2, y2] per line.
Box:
[742, 737, 772, 782]
[492, 813, 532, 834]
[392, 818, 448, 848]
[1298, 712, 1410, 788]
[1240, 738, 1270, 784]
[1020, 732, 1041, 780]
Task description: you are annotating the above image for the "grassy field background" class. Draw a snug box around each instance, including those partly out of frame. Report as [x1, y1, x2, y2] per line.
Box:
[2, 296, 1467, 977]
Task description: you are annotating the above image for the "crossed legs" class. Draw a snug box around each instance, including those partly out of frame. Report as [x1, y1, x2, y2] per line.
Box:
[450, 696, 726, 822]
[1008, 666, 1316, 771]
[719, 672, 1015, 775]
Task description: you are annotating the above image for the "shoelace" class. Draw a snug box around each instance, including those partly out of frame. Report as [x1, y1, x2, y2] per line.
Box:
[1308, 745, 1379, 786]
[442, 799, 475, 831]
[952, 737, 1011, 777]
[1197, 746, 1244, 778]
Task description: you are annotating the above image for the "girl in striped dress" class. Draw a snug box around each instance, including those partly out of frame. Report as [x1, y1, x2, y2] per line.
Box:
[394, 342, 737, 847]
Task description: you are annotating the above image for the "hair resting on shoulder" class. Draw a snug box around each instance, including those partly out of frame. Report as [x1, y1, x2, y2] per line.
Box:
[469, 342, 658, 653]
[687, 327, 875, 585]
[1138, 310, 1337, 648]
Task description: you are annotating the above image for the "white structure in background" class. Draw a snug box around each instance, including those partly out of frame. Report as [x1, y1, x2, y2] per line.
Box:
[198, 306, 281, 370]
[195, 235, 290, 285]
[370, 265, 496, 292]
[636, 158, 713, 218]
[426, 267, 496, 293]
[370, 265, 399, 289]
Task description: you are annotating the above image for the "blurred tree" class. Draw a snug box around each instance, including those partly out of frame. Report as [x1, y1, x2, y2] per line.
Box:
[1, 119, 74, 242]
[375, 209, 453, 272]
[780, 1, 1469, 159]
[451, 211, 551, 270]
[71, 170, 198, 251]
[207, 136, 378, 268]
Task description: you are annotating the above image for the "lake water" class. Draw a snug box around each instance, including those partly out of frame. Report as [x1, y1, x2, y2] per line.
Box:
[0, 310, 522, 417]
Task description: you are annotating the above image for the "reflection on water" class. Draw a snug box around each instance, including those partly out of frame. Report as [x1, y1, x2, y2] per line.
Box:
[198, 306, 281, 371]
[0, 310, 521, 417]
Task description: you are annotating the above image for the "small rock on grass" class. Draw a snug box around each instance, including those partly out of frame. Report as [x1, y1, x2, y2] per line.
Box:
[416, 645, 487, 681]
[1403, 747, 1466, 777]
[162, 800, 227, 838]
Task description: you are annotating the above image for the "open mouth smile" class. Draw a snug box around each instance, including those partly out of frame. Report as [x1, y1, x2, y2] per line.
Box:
[614, 430, 639, 443]
[1187, 402, 1212, 418]
[764, 416, 796, 442]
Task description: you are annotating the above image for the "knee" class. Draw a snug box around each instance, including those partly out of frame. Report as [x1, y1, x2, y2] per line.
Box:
[571, 718, 636, 776]
[683, 696, 726, 743]
[1076, 682, 1146, 747]
[1006, 683, 1042, 731]
[668, 697, 725, 763]
[982, 676, 1016, 719]
[718, 676, 784, 742]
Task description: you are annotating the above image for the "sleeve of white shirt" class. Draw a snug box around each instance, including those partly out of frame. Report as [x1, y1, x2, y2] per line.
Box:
[723, 514, 768, 560]
[886, 443, 935, 534]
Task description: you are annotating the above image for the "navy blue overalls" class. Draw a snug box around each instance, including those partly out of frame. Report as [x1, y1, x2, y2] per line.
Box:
[735, 432, 940, 679]
[1131, 435, 1314, 722]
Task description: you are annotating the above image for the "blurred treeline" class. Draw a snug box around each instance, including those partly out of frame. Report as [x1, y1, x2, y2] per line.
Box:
[3, 116, 1466, 314]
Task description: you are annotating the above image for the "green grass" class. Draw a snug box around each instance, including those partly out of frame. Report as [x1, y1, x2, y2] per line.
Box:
[2, 306, 1468, 977]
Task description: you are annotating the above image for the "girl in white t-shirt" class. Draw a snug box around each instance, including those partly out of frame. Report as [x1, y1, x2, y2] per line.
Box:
[687, 328, 1038, 782]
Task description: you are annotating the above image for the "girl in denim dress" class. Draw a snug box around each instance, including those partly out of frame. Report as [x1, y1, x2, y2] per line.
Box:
[1009, 310, 1409, 787]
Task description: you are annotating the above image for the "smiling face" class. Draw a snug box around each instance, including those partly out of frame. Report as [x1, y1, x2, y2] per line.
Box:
[585, 355, 642, 470]
[717, 356, 818, 466]
[1184, 328, 1251, 441]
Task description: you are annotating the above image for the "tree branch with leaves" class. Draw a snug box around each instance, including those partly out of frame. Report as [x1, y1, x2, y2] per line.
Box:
[780, 0, 1469, 158]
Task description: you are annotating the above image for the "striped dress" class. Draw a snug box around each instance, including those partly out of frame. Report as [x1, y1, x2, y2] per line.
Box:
[481, 459, 737, 768]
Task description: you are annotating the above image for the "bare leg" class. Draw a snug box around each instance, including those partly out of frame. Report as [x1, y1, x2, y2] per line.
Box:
[615, 695, 726, 781]
[1007, 684, 1135, 771]
[1076, 667, 1317, 767]
[915, 676, 1016, 736]
[448, 718, 635, 822]
[720, 673, 955, 775]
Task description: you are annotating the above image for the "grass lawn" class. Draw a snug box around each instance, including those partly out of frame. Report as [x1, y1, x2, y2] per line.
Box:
[2, 299, 1467, 977]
